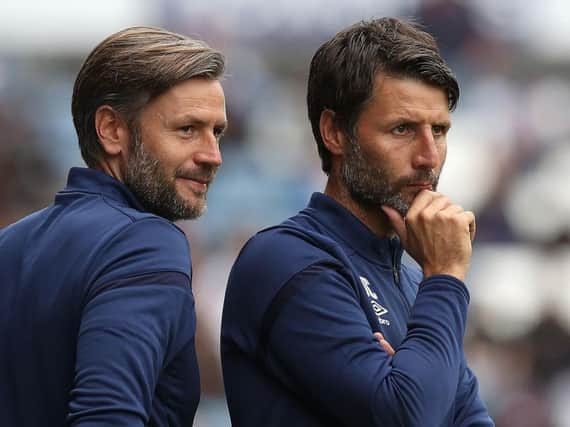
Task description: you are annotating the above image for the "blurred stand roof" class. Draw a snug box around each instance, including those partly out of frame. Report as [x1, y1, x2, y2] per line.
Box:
[1, 0, 569, 59]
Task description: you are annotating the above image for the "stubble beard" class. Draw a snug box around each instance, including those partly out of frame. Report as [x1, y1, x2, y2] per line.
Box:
[124, 131, 213, 221]
[341, 136, 439, 217]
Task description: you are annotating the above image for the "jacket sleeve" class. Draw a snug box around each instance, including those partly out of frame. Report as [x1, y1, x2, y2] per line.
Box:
[453, 365, 495, 426]
[67, 219, 198, 426]
[260, 262, 471, 427]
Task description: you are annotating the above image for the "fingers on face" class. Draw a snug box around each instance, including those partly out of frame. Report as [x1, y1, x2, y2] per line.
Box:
[422, 194, 453, 218]
[407, 191, 452, 224]
[406, 190, 439, 219]
[406, 191, 475, 238]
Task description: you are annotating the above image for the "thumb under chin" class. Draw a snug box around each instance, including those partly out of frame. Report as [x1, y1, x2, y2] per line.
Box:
[381, 205, 406, 236]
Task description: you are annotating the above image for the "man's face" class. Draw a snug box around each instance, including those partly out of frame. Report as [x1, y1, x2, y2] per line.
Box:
[341, 75, 450, 216]
[124, 78, 227, 221]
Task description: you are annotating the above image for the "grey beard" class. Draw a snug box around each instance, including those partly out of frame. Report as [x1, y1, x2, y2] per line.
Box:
[124, 134, 206, 221]
[341, 136, 439, 217]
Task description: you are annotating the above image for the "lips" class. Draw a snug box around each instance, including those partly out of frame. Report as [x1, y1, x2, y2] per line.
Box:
[185, 177, 211, 185]
[177, 176, 212, 194]
[405, 182, 433, 191]
[177, 173, 214, 185]
[175, 166, 218, 195]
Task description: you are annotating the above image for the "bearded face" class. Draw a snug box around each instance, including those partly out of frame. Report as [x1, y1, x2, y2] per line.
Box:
[341, 135, 440, 217]
[124, 129, 217, 221]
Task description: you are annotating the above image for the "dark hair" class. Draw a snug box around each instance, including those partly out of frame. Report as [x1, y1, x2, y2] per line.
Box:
[72, 26, 225, 168]
[307, 17, 459, 174]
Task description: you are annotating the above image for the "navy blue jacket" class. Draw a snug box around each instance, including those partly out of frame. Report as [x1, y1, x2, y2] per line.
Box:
[222, 192, 493, 426]
[0, 167, 199, 426]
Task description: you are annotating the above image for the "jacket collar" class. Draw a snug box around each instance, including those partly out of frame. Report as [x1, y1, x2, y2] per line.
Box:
[301, 192, 403, 266]
[57, 167, 146, 212]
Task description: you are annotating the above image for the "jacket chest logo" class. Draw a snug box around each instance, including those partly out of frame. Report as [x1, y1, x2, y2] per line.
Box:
[359, 276, 391, 326]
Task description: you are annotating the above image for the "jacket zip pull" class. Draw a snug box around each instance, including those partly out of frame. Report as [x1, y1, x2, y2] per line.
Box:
[391, 240, 400, 286]
[392, 264, 400, 285]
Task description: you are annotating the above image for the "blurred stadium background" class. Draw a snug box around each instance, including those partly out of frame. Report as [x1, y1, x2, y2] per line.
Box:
[1, 0, 569, 425]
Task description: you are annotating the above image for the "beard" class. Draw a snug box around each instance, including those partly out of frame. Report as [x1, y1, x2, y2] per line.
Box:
[341, 136, 440, 217]
[124, 130, 216, 221]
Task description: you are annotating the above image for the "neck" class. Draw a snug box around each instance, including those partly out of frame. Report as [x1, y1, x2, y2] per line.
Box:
[96, 157, 125, 183]
[323, 175, 394, 238]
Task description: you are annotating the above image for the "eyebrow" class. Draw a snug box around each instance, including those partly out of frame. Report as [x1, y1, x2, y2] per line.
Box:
[386, 116, 451, 128]
[433, 120, 452, 129]
[173, 115, 228, 130]
[216, 120, 229, 131]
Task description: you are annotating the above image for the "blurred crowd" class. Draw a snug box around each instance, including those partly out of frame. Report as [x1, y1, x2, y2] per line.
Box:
[1, 0, 569, 426]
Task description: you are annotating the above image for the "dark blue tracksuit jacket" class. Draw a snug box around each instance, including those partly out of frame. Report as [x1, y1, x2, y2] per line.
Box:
[0, 167, 199, 426]
[222, 192, 494, 426]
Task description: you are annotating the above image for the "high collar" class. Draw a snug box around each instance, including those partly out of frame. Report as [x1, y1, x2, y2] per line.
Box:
[301, 192, 403, 266]
[57, 167, 146, 212]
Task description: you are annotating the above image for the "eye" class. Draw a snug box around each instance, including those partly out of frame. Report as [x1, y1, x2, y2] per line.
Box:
[432, 124, 448, 136]
[179, 125, 195, 136]
[392, 124, 412, 136]
[214, 126, 226, 141]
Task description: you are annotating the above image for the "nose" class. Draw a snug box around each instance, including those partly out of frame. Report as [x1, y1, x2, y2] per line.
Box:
[194, 133, 222, 168]
[412, 125, 440, 170]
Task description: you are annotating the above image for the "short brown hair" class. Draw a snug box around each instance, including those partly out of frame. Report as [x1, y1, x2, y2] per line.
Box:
[307, 17, 459, 174]
[72, 26, 225, 168]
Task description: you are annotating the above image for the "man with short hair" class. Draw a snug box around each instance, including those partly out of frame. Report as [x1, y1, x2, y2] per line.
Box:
[0, 27, 227, 426]
[221, 18, 494, 426]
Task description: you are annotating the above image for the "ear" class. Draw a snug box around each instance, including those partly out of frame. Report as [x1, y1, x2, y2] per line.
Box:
[94, 105, 130, 157]
[319, 109, 348, 157]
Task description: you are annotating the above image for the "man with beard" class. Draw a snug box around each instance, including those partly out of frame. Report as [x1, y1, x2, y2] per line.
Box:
[0, 27, 226, 426]
[221, 17, 494, 426]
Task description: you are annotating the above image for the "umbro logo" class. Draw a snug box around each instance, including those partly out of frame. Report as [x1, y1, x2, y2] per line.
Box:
[371, 301, 388, 317]
[360, 276, 391, 326]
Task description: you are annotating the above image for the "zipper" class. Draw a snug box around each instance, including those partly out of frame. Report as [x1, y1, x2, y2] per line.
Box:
[392, 259, 400, 285]
[390, 238, 411, 316]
